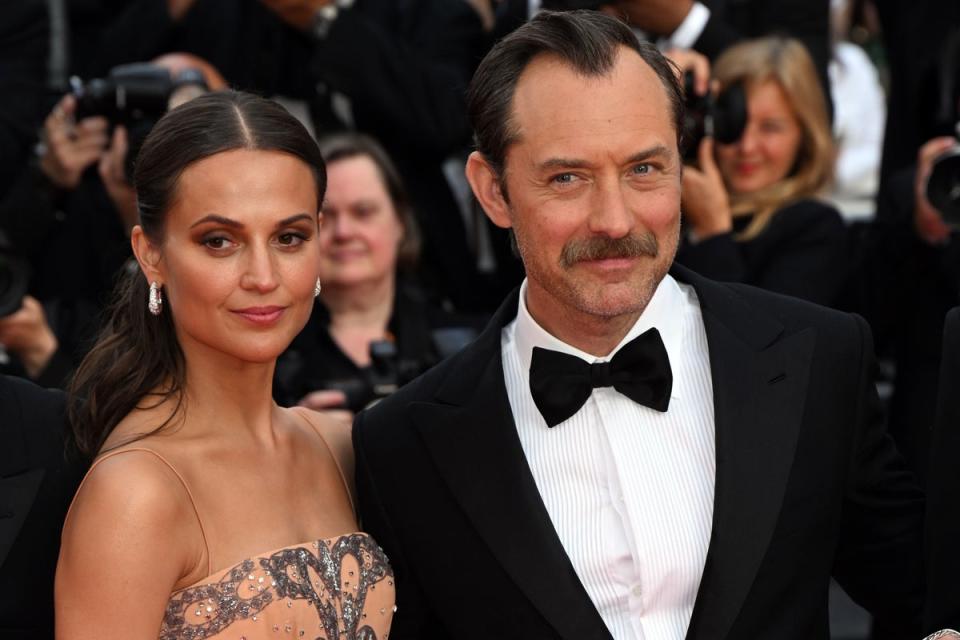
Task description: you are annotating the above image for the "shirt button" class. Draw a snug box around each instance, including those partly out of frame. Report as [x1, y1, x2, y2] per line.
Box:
[631, 585, 642, 598]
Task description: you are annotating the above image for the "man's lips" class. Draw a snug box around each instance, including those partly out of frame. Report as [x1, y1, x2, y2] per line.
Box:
[230, 306, 286, 325]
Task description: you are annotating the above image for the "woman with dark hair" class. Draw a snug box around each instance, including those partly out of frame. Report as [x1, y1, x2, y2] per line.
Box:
[55, 92, 394, 638]
[276, 133, 481, 414]
[678, 37, 848, 308]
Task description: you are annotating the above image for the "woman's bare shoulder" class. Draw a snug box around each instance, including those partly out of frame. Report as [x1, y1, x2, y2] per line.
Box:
[285, 406, 355, 491]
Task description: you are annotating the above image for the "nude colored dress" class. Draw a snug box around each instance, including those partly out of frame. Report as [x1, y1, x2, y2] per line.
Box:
[71, 437, 395, 640]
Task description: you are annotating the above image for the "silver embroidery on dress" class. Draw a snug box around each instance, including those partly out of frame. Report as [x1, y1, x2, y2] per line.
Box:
[161, 533, 393, 640]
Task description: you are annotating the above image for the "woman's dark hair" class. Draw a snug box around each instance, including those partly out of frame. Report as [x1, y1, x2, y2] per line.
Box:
[317, 133, 421, 270]
[467, 10, 684, 200]
[68, 90, 326, 457]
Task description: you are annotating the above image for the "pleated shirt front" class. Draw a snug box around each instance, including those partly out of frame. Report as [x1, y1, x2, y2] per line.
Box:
[502, 275, 716, 640]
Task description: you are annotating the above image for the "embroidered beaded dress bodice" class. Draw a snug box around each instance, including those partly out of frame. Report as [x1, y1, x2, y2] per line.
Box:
[161, 532, 395, 640]
[71, 409, 395, 640]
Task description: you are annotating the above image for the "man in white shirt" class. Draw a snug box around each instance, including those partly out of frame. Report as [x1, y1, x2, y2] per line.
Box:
[354, 10, 926, 639]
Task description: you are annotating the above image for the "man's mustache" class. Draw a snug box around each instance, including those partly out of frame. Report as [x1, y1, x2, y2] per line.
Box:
[559, 233, 658, 268]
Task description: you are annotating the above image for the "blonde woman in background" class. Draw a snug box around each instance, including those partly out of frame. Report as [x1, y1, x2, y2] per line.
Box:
[678, 36, 848, 308]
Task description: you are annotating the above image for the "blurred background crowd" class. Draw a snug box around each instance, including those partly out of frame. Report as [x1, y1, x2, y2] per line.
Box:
[1, 0, 959, 636]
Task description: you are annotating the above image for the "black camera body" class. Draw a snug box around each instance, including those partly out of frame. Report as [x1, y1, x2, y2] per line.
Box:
[279, 327, 478, 413]
[682, 71, 747, 160]
[70, 63, 207, 182]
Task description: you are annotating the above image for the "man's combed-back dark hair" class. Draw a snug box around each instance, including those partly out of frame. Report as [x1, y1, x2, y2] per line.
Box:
[68, 90, 326, 457]
[467, 10, 685, 192]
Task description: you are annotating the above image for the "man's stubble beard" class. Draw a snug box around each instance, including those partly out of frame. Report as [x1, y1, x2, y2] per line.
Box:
[513, 214, 680, 320]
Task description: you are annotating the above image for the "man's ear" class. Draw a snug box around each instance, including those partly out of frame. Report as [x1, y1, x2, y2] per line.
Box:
[130, 225, 164, 285]
[465, 151, 512, 230]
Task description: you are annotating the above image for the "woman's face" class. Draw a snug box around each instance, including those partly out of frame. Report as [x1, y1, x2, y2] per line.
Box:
[715, 79, 803, 195]
[318, 155, 405, 290]
[141, 148, 321, 364]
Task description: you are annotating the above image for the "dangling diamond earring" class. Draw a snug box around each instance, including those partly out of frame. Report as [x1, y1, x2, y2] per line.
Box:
[148, 281, 163, 316]
[314, 277, 322, 298]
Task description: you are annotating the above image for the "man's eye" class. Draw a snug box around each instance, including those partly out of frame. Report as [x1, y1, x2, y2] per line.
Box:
[552, 173, 577, 185]
[631, 164, 652, 175]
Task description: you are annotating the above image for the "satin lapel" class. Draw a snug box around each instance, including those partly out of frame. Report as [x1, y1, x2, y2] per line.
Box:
[677, 269, 816, 640]
[410, 291, 612, 640]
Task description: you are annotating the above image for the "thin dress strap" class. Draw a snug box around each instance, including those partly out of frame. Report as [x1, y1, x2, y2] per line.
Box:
[67, 447, 213, 576]
[291, 407, 356, 514]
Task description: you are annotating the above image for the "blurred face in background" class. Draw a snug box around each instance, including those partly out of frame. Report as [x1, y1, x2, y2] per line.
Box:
[318, 155, 405, 290]
[715, 79, 803, 195]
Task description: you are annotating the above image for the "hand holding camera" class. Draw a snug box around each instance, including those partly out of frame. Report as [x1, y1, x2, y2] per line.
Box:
[914, 136, 957, 245]
[0, 296, 58, 379]
[39, 94, 109, 190]
[681, 137, 733, 240]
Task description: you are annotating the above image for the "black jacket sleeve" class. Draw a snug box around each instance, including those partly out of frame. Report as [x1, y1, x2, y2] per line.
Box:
[924, 306, 960, 632]
[679, 200, 848, 307]
[294, 0, 483, 156]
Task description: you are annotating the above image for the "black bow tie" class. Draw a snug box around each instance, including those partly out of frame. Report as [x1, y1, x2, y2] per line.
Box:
[529, 329, 673, 427]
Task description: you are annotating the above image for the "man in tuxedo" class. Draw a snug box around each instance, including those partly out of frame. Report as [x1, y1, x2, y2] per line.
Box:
[926, 305, 960, 631]
[0, 375, 87, 638]
[354, 11, 925, 639]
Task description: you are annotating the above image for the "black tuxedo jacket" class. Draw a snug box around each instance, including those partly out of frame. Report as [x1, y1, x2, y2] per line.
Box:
[354, 266, 924, 639]
[0, 376, 87, 638]
[925, 306, 960, 631]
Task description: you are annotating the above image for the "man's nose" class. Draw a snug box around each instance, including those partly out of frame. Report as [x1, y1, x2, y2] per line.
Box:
[587, 178, 634, 238]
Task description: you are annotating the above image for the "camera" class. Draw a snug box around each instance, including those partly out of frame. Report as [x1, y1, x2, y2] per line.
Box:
[927, 138, 960, 227]
[276, 327, 478, 413]
[682, 71, 747, 161]
[70, 63, 208, 181]
[0, 231, 29, 318]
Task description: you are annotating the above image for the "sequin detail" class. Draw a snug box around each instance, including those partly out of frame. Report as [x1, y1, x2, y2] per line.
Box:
[161, 533, 393, 640]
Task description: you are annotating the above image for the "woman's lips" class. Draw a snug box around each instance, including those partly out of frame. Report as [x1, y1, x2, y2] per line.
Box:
[231, 306, 286, 325]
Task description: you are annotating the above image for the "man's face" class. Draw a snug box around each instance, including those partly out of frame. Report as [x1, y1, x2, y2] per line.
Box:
[491, 47, 682, 324]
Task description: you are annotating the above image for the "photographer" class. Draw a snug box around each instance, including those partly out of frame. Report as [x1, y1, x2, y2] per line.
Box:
[676, 36, 847, 308]
[0, 54, 224, 386]
[276, 133, 482, 414]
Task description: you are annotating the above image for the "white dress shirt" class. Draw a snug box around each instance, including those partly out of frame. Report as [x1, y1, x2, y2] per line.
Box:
[501, 274, 716, 639]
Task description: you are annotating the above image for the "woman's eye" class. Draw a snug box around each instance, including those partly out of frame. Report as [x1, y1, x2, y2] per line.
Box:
[202, 236, 232, 250]
[278, 232, 307, 247]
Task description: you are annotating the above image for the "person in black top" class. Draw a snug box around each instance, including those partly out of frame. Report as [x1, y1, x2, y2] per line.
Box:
[276, 133, 481, 414]
[677, 36, 846, 308]
[0, 375, 87, 639]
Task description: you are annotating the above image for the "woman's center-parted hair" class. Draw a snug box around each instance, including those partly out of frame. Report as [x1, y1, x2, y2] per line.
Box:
[68, 90, 327, 457]
[712, 36, 835, 240]
[135, 91, 327, 243]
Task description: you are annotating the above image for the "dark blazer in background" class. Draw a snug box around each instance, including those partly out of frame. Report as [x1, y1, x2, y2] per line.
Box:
[0, 376, 87, 639]
[354, 265, 924, 639]
[676, 199, 848, 308]
[925, 306, 960, 631]
[492, 0, 831, 117]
